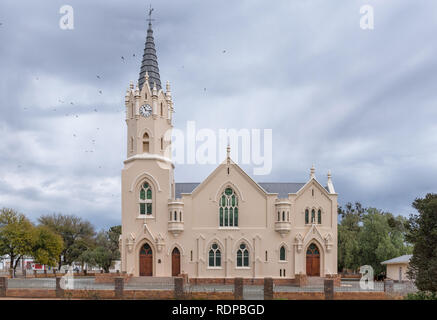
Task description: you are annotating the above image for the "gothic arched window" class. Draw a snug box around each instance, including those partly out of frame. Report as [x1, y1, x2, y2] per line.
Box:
[318, 209, 322, 224]
[142, 132, 150, 153]
[208, 243, 221, 267]
[219, 187, 238, 227]
[311, 209, 316, 224]
[237, 243, 249, 267]
[139, 182, 152, 215]
[280, 246, 286, 261]
[305, 209, 309, 224]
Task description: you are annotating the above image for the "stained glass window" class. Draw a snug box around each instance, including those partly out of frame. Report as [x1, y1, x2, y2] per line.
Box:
[305, 209, 309, 224]
[219, 187, 238, 227]
[139, 182, 152, 215]
[237, 243, 249, 267]
[280, 246, 286, 261]
[208, 243, 221, 267]
[318, 209, 322, 224]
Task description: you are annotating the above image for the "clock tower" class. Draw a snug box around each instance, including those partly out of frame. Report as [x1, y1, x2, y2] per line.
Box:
[121, 11, 176, 275]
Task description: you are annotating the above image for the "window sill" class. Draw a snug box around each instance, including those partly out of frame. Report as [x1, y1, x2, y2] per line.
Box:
[235, 267, 250, 270]
[218, 227, 240, 230]
[207, 267, 223, 270]
[136, 215, 154, 220]
[278, 260, 288, 264]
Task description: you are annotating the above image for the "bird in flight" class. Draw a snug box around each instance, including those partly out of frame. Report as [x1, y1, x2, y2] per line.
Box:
[121, 56, 125, 62]
[96, 75, 101, 79]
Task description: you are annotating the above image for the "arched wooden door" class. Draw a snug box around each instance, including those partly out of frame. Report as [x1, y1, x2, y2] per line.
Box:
[306, 243, 320, 276]
[139, 243, 153, 276]
[171, 247, 181, 277]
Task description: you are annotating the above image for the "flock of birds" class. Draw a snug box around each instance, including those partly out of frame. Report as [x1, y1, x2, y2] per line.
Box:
[17, 47, 229, 170]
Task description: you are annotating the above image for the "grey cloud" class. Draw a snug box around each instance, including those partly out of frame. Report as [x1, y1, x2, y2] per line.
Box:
[0, 0, 436, 228]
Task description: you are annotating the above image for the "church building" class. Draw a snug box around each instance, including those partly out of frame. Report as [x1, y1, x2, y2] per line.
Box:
[120, 15, 339, 282]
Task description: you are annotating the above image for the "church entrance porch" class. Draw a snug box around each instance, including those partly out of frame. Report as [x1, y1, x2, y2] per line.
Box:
[306, 243, 320, 276]
[139, 243, 153, 276]
[172, 247, 181, 276]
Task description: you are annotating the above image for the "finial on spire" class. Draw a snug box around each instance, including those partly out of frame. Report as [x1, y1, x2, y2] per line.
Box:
[147, 4, 154, 26]
[327, 170, 332, 179]
[166, 81, 171, 92]
[145, 71, 149, 81]
[310, 164, 315, 179]
[129, 81, 134, 89]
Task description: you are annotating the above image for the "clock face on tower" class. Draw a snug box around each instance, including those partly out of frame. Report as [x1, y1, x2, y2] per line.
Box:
[139, 104, 152, 117]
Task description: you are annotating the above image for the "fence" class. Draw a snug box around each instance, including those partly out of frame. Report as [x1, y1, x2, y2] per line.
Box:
[0, 276, 417, 300]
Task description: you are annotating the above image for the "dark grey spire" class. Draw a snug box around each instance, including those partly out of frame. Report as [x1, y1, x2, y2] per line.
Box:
[138, 11, 161, 91]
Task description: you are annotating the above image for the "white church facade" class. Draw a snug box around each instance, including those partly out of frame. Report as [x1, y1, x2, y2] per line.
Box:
[119, 16, 339, 282]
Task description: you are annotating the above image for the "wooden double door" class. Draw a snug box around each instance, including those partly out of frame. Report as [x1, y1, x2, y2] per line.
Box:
[139, 243, 153, 276]
[306, 243, 320, 276]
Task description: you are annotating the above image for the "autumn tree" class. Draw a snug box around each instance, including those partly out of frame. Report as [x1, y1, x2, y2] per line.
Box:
[31, 226, 64, 267]
[0, 208, 34, 275]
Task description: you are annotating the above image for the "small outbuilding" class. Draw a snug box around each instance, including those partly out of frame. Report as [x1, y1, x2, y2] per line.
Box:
[381, 254, 412, 282]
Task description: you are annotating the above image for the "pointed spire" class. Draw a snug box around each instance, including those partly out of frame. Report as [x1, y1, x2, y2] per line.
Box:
[138, 6, 161, 91]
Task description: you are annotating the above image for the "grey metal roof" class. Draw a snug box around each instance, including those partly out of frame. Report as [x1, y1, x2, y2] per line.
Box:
[175, 182, 311, 198]
[138, 22, 161, 90]
[175, 183, 200, 198]
[258, 183, 306, 197]
[381, 255, 412, 265]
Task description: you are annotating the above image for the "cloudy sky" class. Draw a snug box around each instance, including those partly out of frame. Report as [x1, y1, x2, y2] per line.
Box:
[0, 0, 436, 229]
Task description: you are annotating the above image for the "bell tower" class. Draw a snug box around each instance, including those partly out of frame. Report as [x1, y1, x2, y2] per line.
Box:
[121, 8, 176, 274]
[124, 10, 174, 160]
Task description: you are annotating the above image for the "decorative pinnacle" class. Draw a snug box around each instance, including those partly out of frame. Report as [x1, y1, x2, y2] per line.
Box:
[129, 81, 134, 89]
[166, 80, 171, 92]
[310, 164, 315, 179]
[145, 71, 149, 82]
[327, 170, 332, 179]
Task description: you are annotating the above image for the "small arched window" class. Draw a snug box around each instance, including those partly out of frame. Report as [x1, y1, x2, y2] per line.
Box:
[318, 209, 322, 224]
[208, 243, 221, 267]
[219, 187, 238, 227]
[282, 211, 285, 221]
[311, 209, 316, 223]
[174, 211, 177, 221]
[280, 246, 286, 261]
[139, 182, 152, 215]
[180, 211, 182, 221]
[305, 209, 309, 224]
[130, 136, 134, 153]
[237, 243, 249, 267]
[142, 132, 150, 153]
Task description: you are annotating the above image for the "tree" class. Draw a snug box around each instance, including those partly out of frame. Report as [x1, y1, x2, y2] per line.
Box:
[0, 208, 34, 275]
[337, 202, 364, 272]
[38, 214, 95, 268]
[31, 226, 64, 267]
[80, 225, 121, 272]
[406, 193, 437, 292]
[337, 203, 412, 275]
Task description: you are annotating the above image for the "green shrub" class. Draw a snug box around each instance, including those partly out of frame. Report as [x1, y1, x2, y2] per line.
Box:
[405, 291, 437, 300]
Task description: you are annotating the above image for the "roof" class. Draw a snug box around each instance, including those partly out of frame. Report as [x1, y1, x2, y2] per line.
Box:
[381, 255, 412, 265]
[138, 22, 161, 90]
[175, 182, 317, 198]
